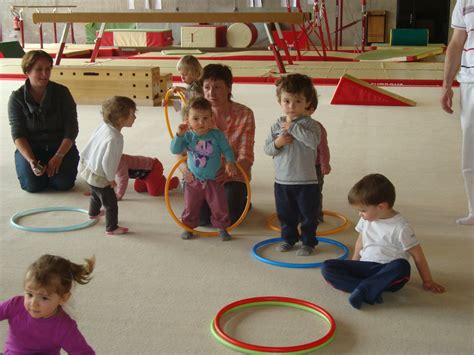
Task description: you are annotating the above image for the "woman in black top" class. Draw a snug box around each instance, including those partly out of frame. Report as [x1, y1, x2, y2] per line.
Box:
[8, 50, 80, 192]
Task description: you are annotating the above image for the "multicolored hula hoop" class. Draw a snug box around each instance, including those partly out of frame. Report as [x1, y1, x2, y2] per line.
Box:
[211, 296, 336, 353]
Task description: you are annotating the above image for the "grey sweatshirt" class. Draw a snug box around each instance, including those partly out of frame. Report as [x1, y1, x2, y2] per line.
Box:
[264, 115, 320, 185]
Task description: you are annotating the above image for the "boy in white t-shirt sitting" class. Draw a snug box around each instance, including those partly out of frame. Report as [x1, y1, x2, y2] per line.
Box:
[321, 173, 445, 309]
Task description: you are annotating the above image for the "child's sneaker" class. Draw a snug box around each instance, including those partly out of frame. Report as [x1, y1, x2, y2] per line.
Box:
[89, 210, 105, 219]
[219, 229, 232, 241]
[106, 226, 129, 235]
[296, 245, 314, 256]
[181, 231, 193, 240]
[276, 242, 294, 252]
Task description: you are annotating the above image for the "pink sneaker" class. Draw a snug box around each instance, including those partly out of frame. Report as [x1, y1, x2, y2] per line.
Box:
[89, 210, 105, 219]
[106, 226, 129, 235]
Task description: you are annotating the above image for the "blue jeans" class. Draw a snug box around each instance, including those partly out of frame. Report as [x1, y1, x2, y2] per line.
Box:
[275, 183, 319, 248]
[14, 142, 79, 193]
[321, 259, 411, 304]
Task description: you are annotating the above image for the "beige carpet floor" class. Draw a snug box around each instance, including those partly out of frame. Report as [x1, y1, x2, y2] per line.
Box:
[0, 80, 473, 354]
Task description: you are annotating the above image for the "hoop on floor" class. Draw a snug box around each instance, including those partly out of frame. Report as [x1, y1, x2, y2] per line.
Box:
[252, 237, 349, 269]
[10, 206, 98, 233]
[265, 210, 350, 236]
[164, 156, 251, 237]
[164, 87, 187, 139]
[211, 296, 336, 353]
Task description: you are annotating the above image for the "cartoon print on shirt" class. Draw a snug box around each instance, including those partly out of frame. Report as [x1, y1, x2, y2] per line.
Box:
[189, 139, 213, 168]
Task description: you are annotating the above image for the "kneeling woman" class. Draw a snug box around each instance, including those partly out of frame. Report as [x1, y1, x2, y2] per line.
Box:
[8, 50, 80, 192]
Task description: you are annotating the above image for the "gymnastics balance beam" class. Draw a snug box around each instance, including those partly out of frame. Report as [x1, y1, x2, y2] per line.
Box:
[32, 12, 310, 72]
[32, 12, 308, 24]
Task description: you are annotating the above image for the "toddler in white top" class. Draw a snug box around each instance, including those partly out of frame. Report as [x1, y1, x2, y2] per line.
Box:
[321, 173, 445, 309]
[79, 96, 137, 235]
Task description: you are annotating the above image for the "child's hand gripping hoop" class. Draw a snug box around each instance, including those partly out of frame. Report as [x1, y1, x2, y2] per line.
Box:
[164, 87, 187, 139]
[210, 296, 336, 353]
[164, 156, 251, 237]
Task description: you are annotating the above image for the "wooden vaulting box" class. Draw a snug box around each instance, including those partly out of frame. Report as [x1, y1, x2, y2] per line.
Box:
[51, 65, 165, 106]
[181, 25, 227, 47]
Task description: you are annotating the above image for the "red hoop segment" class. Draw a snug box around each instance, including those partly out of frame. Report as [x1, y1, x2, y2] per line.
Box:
[213, 296, 336, 353]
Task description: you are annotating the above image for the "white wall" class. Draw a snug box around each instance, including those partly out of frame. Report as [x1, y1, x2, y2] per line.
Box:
[0, 0, 451, 48]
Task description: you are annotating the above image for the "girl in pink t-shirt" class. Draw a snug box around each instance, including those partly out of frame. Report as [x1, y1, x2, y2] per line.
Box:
[0, 254, 95, 354]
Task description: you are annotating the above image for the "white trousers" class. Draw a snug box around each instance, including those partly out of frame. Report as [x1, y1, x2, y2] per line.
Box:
[459, 83, 474, 215]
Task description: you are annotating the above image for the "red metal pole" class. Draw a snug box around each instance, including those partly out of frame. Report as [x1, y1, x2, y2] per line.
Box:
[20, 17, 25, 48]
[360, 0, 367, 52]
[314, 1, 327, 59]
[335, 0, 339, 50]
[53, 8, 57, 42]
[340, 0, 344, 46]
[39, 23, 43, 49]
[290, 0, 303, 60]
[321, 0, 332, 51]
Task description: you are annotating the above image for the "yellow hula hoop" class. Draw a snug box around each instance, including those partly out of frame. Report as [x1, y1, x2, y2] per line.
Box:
[265, 210, 350, 236]
[165, 156, 252, 237]
[164, 88, 187, 139]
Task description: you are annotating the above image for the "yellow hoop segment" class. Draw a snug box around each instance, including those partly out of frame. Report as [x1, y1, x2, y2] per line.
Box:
[164, 156, 252, 237]
[164, 88, 187, 139]
[265, 210, 350, 236]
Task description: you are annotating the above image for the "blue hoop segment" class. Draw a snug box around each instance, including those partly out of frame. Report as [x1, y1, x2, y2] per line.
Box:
[10, 206, 98, 233]
[252, 237, 349, 269]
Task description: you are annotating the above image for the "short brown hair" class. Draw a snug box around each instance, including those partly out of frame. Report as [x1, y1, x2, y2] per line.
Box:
[176, 55, 203, 79]
[182, 96, 212, 119]
[201, 64, 233, 89]
[348, 173, 396, 208]
[21, 50, 53, 74]
[25, 254, 95, 297]
[101, 96, 136, 127]
[275, 73, 318, 111]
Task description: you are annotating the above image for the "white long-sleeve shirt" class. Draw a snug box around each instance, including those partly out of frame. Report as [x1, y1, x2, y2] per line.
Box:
[79, 123, 123, 187]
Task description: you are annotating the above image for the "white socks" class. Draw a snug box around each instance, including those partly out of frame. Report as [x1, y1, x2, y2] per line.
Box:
[456, 215, 474, 225]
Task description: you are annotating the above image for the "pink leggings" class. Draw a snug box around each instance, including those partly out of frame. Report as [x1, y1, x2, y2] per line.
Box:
[182, 179, 230, 229]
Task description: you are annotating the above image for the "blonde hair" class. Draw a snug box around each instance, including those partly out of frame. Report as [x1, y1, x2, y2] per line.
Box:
[21, 50, 53, 74]
[101, 96, 136, 128]
[176, 55, 203, 80]
[25, 254, 95, 297]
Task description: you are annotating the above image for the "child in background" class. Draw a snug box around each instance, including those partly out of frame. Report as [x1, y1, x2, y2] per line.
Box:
[264, 73, 321, 256]
[80, 96, 137, 235]
[0, 254, 95, 353]
[315, 121, 331, 222]
[170, 96, 237, 241]
[170, 55, 204, 111]
[321, 173, 445, 309]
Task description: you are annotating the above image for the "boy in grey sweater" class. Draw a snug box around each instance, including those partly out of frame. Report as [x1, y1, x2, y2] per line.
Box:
[264, 74, 321, 256]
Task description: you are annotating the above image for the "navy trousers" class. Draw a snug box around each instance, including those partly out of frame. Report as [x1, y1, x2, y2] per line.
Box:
[275, 183, 319, 248]
[321, 259, 411, 304]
